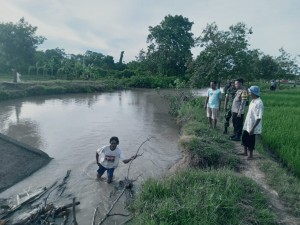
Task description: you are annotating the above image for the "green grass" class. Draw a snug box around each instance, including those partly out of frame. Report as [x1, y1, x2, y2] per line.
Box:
[255, 142, 300, 216]
[260, 89, 300, 176]
[130, 170, 276, 225]
[129, 96, 277, 224]
[178, 98, 239, 170]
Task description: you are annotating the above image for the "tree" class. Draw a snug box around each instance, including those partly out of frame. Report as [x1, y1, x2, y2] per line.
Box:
[145, 15, 195, 77]
[0, 18, 46, 73]
[190, 22, 256, 87]
[276, 48, 300, 79]
[258, 54, 279, 80]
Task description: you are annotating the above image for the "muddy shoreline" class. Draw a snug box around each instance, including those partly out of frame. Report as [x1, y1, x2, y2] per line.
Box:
[0, 133, 51, 193]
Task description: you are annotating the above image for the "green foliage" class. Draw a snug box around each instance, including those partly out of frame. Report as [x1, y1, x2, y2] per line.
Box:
[130, 170, 276, 225]
[120, 76, 176, 88]
[190, 22, 257, 87]
[0, 18, 46, 73]
[261, 89, 300, 176]
[144, 15, 195, 77]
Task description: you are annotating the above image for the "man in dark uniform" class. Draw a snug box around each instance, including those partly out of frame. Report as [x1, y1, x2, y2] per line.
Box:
[230, 78, 248, 141]
[223, 81, 236, 134]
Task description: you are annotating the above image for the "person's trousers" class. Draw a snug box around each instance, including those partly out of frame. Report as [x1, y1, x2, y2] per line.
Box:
[232, 112, 244, 138]
[224, 110, 232, 128]
[97, 164, 115, 179]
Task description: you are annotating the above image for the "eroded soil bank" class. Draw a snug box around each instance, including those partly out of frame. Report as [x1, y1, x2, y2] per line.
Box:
[0, 133, 51, 193]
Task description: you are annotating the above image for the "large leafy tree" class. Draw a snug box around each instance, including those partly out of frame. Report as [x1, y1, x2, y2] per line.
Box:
[0, 18, 46, 73]
[258, 54, 279, 80]
[145, 15, 195, 77]
[190, 22, 256, 86]
[276, 48, 299, 79]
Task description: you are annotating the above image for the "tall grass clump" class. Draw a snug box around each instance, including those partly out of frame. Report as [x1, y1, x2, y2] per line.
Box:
[261, 89, 300, 176]
[178, 97, 240, 170]
[130, 170, 276, 225]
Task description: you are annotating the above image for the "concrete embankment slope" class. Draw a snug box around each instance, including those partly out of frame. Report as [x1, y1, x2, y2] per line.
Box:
[0, 133, 52, 193]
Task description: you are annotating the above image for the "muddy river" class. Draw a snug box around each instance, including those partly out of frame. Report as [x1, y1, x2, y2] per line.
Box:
[0, 88, 207, 224]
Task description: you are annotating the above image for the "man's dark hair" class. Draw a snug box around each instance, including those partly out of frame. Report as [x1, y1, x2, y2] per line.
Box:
[211, 81, 217, 85]
[235, 78, 244, 84]
[110, 136, 119, 144]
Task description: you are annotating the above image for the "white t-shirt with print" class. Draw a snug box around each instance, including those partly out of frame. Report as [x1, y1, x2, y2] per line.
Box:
[243, 98, 264, 134]
[96, 145, 124, 168]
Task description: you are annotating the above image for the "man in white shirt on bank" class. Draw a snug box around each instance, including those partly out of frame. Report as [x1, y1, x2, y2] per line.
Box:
[241, 86, 264, 160]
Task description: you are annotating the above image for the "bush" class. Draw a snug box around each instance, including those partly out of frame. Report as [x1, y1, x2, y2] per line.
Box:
[130, 170, 276, 225]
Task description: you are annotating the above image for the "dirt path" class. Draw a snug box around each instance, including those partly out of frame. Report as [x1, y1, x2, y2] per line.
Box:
[234, 142, 300, 225]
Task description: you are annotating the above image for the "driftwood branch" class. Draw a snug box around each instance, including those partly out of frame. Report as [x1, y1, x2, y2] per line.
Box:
[92, 208, 97, 225]
[98, 187, 126, 225]
[126, 137, 153, 179]
[72, 197, 78, 225]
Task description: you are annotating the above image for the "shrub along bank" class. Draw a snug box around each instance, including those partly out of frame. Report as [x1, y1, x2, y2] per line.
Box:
[0, 76, 176, 101]
[129, 97, 277, 225]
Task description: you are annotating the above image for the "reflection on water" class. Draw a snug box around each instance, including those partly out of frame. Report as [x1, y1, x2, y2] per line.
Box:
[0, 89, 182, 224]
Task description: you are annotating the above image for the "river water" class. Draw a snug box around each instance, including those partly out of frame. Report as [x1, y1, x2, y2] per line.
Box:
[0, 88, 202, 224]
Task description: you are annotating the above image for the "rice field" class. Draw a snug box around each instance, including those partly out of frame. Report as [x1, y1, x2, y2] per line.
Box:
[261, 89, 300, 176]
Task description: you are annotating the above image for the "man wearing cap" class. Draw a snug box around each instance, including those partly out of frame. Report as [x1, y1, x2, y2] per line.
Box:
[230, 78, 248, 141]
[241, 86, 264, 159]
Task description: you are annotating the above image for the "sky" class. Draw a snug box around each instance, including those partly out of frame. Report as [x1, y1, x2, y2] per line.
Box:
[0, 0, 299, 63]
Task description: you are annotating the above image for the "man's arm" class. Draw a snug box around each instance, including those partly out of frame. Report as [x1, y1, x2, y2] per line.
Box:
[123, 155, 137, 164]
[204, 96, 209, 109]
[238, 90, 248, 116]
[250, 119, 261, 135]
[218, 92, 222, 111]
[224, 95, 229, 110]
[96, 152, 100, 166]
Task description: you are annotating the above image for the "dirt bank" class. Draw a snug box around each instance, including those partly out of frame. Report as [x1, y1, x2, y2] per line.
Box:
[0, 133, 51, 193]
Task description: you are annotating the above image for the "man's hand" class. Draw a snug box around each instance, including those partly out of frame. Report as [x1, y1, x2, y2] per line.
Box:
[237, 112, 241, 117]
[249, 128, 254, 135]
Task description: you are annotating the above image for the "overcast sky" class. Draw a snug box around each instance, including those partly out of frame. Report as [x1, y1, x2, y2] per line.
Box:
[1, 0, 299, 63]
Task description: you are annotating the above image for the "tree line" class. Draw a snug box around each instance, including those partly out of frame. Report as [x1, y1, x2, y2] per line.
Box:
[0, 16, 299, 86]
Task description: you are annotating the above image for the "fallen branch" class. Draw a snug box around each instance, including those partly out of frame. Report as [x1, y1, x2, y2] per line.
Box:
[72, 197, 78, 225]
[98, 188, 126, 225]
[92, 208, 97, 225]
[126, 137, 153, 179]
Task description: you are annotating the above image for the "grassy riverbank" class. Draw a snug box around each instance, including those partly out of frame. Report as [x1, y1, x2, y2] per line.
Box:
[129, 97, 277, 224]
[129, 88, 300, 224]
[0, 75, 176, 101]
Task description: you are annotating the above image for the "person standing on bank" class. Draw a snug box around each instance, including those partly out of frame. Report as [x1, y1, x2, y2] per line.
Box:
[204, 81, 222, 129]
[96, 136, 136, 183]
[223, 81, 236, 134]
[231, 78, 248, 141]
[241, 86, 264, 159]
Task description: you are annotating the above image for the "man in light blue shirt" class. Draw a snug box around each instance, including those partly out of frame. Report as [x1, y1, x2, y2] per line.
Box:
[204, 81, 222, 128]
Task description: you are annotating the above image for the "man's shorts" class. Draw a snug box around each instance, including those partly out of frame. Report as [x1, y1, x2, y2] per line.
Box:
[242, 130, 256, 150]
[207, 107, 219, 120]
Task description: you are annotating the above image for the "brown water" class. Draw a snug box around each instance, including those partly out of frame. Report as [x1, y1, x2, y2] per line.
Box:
[0, 89, 184, 224]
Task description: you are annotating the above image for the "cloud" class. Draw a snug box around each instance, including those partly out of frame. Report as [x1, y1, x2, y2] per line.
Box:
[0, 0, 299, 62]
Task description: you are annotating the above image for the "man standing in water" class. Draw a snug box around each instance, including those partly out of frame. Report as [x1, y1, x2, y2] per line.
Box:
[204, 81, 222, 129]
[231, 78, 248, 141]
[241, 86, 264, 159]
[96, 136, 136, 183]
